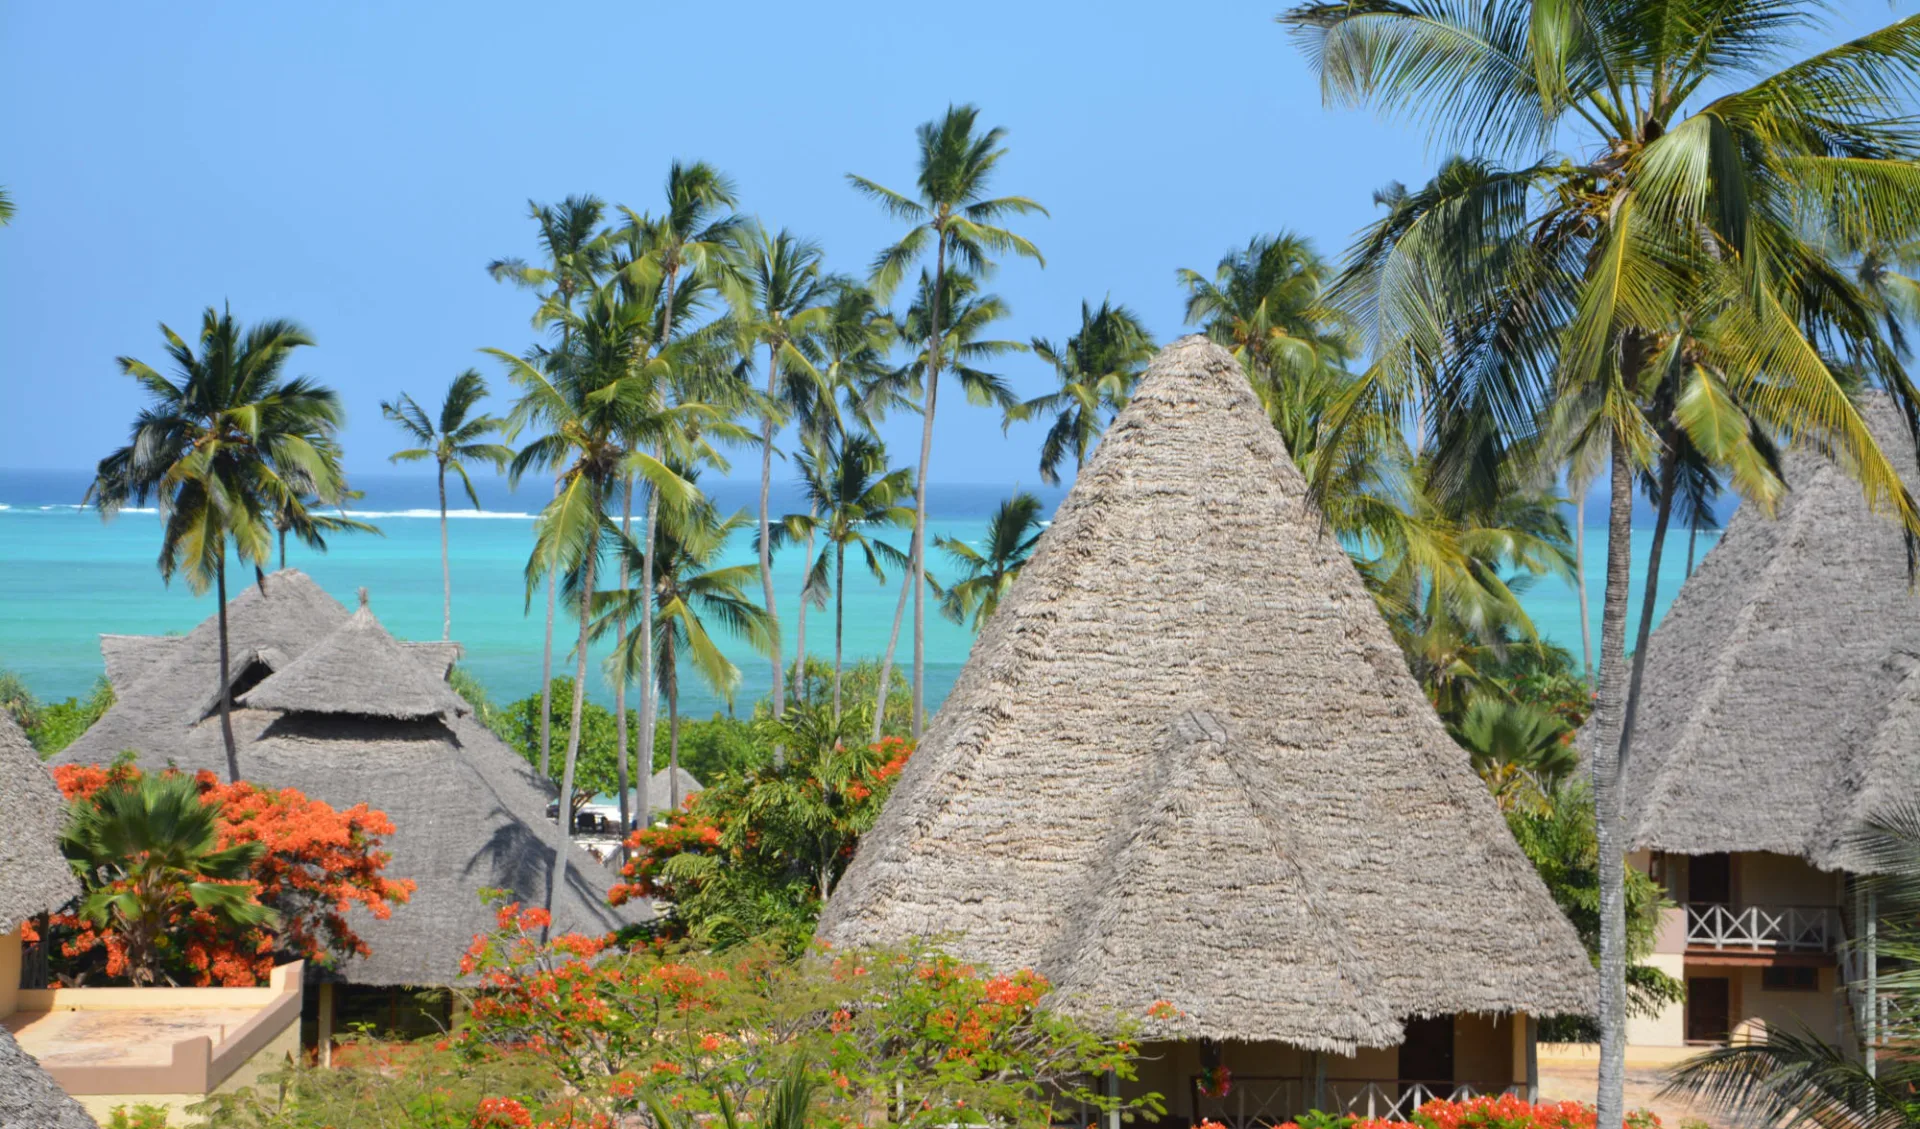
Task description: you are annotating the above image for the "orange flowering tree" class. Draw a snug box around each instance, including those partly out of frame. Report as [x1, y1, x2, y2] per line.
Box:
[611, 711, 912, 953]
[1272, 1096, 1663, 1129]
[451, 902, 1161, 1129]
[47, 758, 413, 986]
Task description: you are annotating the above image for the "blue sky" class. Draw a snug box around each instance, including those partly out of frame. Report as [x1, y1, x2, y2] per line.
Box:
[0, 1, 1901, 487]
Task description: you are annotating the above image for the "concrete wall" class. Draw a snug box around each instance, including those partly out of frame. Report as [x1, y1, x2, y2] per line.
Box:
[70, 1019, 301, 1127]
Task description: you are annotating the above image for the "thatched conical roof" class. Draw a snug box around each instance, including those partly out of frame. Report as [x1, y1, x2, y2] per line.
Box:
[1602, 396, 1920, 870]
[242, 599, 469, 719]
[818, 336, 1593, 1050]
[0, 711, 78, 935]
[0, 1027, 95, 1129]
[57, 571, 646, 985]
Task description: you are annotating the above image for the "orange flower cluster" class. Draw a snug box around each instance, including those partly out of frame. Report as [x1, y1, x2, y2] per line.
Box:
[1279, 1095, 1659, 1129]
[471, 1097, 533, 1128]
[48, 762, 411, 987]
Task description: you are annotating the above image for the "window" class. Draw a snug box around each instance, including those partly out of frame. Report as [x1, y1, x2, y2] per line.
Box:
[1761, 966, 1819, 992]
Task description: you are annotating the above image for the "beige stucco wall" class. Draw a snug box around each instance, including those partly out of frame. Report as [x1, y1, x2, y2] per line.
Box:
[1727, 965, 1844, 1045]
[0, 928, 21, 1018]
[1737, 853, 1844, 907]
[69, 1018, 301, 1127]
[1627, 953, 1687, 1047]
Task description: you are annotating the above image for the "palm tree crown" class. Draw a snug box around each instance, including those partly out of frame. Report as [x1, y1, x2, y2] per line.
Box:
[936, 492, 1046, 631]
[1010, 298, 1156, 484]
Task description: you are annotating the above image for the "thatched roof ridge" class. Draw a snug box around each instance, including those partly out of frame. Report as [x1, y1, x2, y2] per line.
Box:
[0, 1027, 96, 1129]
[0, 711, 78, 935]
[58, 571, 646, 985]
[405, 642, 464, 679]
[1605, 396, 1920, 870]
[818, 336, 1592, 1047]
[242, 604, 469, 719]
[102, 633, 181, 692]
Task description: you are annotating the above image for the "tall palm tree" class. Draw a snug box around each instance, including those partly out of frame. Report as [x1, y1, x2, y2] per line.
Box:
[613, 162, 742, 814]
[870, 270, 1022, 731]
[381, 369, 513, 640]
[601, 483, 772, 813]
[935, 492, 1046, 631]
[1008, 299, 1156, 484]
[849, 103, 1046, 737]
[1280, 6, 1920, 1122]
[89, 307, 342, 782]
[740, 225, 833, 726]
[490, 194, 608, 779]
[265, 433, 376, 571]
[778, 433, 915, 721]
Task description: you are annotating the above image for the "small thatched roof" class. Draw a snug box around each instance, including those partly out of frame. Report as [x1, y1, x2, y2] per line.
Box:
[1597, 396, 1920, 871]
[0, 1027, 95, 1129]
[817, 336, 1593, 1051]
[405, 641, 464, 679]
[101, 633, 181, 692]
[243, 599, 469, 719]
[0, 711, 78, 935]
[57, 571, 646, 985]
[649, 767, 703, 813]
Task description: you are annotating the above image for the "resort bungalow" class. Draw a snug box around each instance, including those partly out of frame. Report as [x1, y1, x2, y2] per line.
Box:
[1592, 396, 1920, 1059]
[817, 337, 1595, 1128]
[52, 576, 647, 1045]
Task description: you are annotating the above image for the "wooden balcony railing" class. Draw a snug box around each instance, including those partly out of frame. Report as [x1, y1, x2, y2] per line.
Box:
[1189, 1076, 1518, 1128]
[1686, 904, 1839, 953]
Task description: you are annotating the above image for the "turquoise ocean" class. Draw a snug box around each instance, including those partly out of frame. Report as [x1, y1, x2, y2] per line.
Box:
[0, 468, 1718, 718]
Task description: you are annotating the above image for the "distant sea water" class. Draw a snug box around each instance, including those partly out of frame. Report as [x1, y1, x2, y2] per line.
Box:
[0, 468, 1713, 714]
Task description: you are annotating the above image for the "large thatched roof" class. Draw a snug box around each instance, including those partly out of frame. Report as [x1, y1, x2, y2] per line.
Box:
[0, 711, 78, 935]
[1598, 396, 1920, 870]
[817, 336, 1593, 1051]
[0, 1027, 95, 1129]
[56, 571, 646, 985]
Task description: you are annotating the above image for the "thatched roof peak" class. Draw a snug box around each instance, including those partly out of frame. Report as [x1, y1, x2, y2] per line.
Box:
[241, 604, 469, 720]
[1604, 395, 1920, 870]
[818, 336, 1592, 1049]
[0, 710, 78, 935]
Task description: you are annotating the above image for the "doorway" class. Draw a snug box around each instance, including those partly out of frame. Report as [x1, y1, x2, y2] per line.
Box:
[1690, 853, 1732, 904]
[1686, 977, 1732, 1043]
[1398, 1015, 1455, 1083]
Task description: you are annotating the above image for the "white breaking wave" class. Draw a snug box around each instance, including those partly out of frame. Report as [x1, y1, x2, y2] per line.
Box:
[346, 508, 536, 520]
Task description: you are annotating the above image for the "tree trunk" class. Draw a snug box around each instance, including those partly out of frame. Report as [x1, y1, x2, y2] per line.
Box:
[614, 479, 633, 840]
[1575, 490, 1594, 683]
[761, 342, 786, 748]
[667, 634, 682, 812]
[834, 540, 846, 724]
[278, 527, 287, 572]
[1593, 434, 1635, 1129]
[636, 475, 661, 832]
[911, 237, 948, 739]
[873, 552, 912, 743]
[539, 477, 559, 777]
[1618, 440, 1678, 784]
[794, 510, 816, 705]
[216, 554, 239, 784]
[1686, 524, 1698, 577]
[439, 467, 452, 641]
[544, 517, 598, 933]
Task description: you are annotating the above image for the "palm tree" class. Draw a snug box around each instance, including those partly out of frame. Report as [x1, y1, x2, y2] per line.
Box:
[849, 103, 1046, 737]
[779, 433, 915, 721]
[490, 194, 608, 779]
[613, 162, 743, 814]
[0, 187, 13, 226]
[602, 484, 772, 813]
[1280, 6, 1920, 1123]
[265, 433, 378, 572]
[61, 771, 277, 986]
[89, 307, 342, 782]
[1008, 299, 1156, 484]
[382, 369, 514, 640]
[935, 492, 1046, 631]
[740, 225, 833, 726]
[870, 270, 1022, 730]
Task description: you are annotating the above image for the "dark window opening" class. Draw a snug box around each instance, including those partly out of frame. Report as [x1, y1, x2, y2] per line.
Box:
[1761, 966, 1819, 992]
[1690, 853, 1732, 904]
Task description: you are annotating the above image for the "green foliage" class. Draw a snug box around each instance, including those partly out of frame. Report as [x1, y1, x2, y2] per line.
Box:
[935, 492, 1045, 630]
[193, 1038, 564, 1127]
[658, 713, 763, 782]
[1506, 783, 1684, 1039]
[0, 672, 115, 756]
[787, 657, 913, 739]
[446, 666, 509, 740]
[500, 678, 630, 811]
[107, 1105, 171, 1129]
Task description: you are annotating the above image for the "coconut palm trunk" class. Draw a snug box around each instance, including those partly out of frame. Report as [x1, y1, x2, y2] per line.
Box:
[1575, 492, 1594, 682]
[833, 541, 847, 723]
[795, 512, 816, 703]
[910, 240, 947, 738]
[1592, 434, 1635, 1129]
[215, 553, 239, 783]
[665, 633, 683, 812]
[438, 466, 452, 641]
[635, 475, 660, 828]
[538, 478, 559, 776]
[872, 553, 912, 742]
[614, 481, 633, 837]
[278, 528, 288, 571]
[544, 523, 598, 928]
[1620, 441, 1680, 776]
[760, 342, 786, 734]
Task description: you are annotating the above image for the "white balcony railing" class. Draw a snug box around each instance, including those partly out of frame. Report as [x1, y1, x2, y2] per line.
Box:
[1686, 904, 1839, 953]
[1190, 1077, 1517, 1128]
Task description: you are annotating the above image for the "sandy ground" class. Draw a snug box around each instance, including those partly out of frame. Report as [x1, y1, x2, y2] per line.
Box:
[1538, 1057, 1731, 1129]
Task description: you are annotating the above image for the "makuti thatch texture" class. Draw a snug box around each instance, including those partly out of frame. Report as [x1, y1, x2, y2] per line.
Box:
[817, 336, 1593, 1052]
[56, 572, 646, 985]
[1598, 396, 1920, 871]
[0, 1027, 95, 1129]
[0, 710, 78, 935]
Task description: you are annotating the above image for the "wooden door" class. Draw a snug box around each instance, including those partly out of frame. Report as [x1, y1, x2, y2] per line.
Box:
[1686, 977, 1731, 1043]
